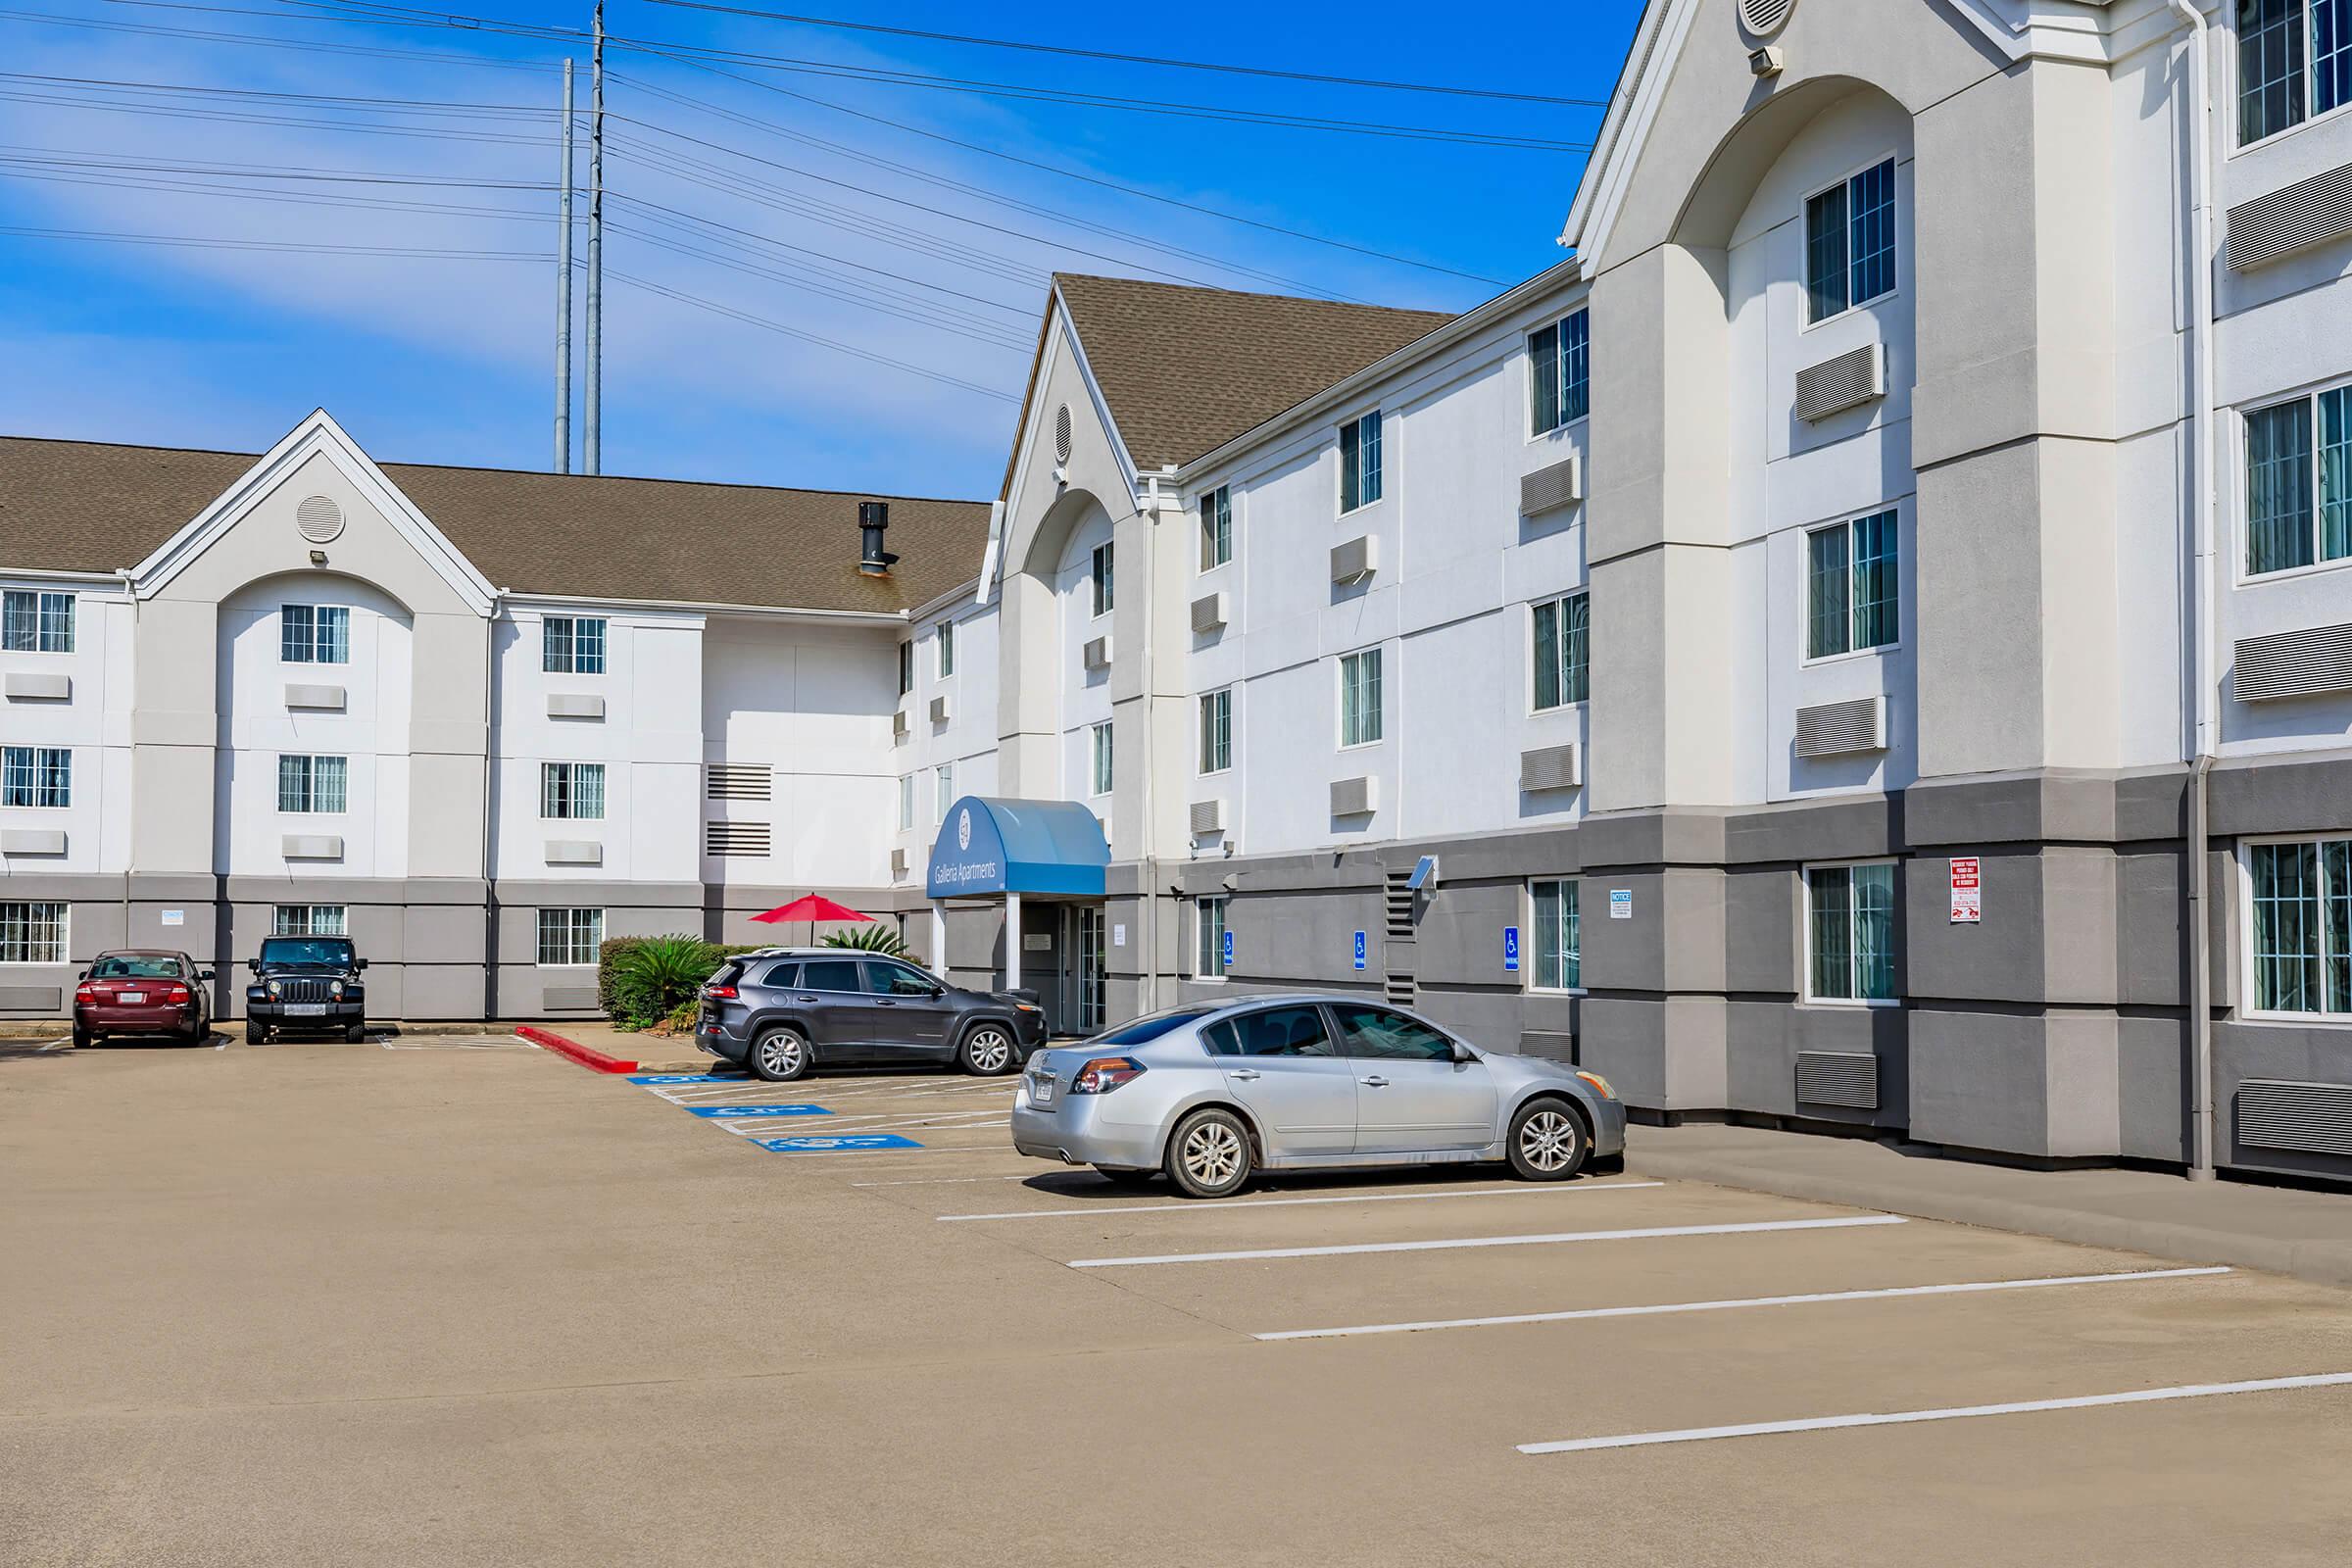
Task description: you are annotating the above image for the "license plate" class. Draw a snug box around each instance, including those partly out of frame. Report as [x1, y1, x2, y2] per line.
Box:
[284, 1003, 328, 1017]
[119, 992, 145, 1004]
[1028, 1074, 1054, 1104]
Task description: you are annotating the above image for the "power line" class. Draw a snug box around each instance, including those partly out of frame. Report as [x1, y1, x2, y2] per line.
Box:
[0, 5, 562, 70]
[635, 0, 1611, 109]
[0, 85, 560, 143]
[0, 69, 553, 114]
[604, 268, 1019, 403]
[0, 220, 549, 258]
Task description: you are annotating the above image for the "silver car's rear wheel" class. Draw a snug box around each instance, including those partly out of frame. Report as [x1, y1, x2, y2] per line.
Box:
[1165, 1107, 1252, 1199]
[1506, 1097, 1588, 1182]
[958, 1024, 1015, 1076]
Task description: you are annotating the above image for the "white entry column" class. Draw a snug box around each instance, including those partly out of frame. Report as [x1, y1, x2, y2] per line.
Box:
[1004, 889, 1022, 992]
[929, 903, 947, 978]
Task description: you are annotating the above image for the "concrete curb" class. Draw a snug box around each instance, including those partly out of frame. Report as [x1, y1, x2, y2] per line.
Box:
[1627, 1147, 2352, 1291]
[517, 1025, 638, 1075]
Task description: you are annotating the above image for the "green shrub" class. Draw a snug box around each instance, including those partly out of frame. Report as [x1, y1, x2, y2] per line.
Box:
[821, 923, 908, 956]
[596, 935, 759, 1028]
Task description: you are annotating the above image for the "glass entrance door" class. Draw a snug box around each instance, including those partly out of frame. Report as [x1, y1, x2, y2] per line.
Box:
[1074, 906, 1105, 1033]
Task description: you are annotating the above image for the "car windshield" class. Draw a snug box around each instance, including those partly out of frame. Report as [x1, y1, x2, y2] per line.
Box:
[90, 956, 182, 979]
[1088, 1006, 1219, 1047]
[259, 938, 356, 967]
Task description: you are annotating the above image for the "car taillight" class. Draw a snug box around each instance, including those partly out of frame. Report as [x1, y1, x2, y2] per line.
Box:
[1069, 1056, 1146, 1095]
[74, 983, 95, 1001]
[704, 985, 738, 1002]
[164, 984, 189, 1003]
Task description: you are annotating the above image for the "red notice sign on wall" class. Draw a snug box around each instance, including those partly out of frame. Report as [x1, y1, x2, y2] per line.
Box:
[1949, 857, 1982, 924]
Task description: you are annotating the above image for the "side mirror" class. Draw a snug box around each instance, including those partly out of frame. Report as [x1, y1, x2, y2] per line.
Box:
[355, 958, 369, 971]
[198, 969, 216, 982]
[76, 969, 87, 982]
[246, 959, 262, 974]
[1450, 1042, 1476, 1064]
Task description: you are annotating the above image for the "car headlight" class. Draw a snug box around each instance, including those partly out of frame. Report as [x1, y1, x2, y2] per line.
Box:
[330, 980, 344, 998]
[267, 979, 281, 997]
[1574, 1070, 1616, 1101]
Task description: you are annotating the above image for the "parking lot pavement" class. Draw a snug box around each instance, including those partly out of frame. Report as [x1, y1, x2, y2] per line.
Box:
[7, 1050, 2352, 1566]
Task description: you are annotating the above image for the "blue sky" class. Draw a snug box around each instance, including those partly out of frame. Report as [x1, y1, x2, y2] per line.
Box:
[0, 1, 1643, 497]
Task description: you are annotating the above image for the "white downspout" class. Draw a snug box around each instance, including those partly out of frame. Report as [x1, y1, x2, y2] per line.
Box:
[2170, 0, 2220, 1181]
[1136, 468, 1173, 1017]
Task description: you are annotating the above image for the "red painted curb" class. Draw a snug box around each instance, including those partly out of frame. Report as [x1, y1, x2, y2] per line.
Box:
[517, 1024, 639, 1074]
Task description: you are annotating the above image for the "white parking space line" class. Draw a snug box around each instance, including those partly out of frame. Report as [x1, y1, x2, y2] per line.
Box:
[938, 1181, 1666, 1222]
[1254, 1265, 2232, 1341]
[1067, 1213, 1906, 1269]
[1516, 1370, 2352, 1455]
[710, 1107, 1011, 1136]
[773, 1144, 1019, 1159]
[851, 1174, 1038, 1187]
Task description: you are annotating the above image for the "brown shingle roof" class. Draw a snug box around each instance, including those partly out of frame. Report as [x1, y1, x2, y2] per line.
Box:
[0, 435, 989, 614]
[1054, 273, 1453, 471]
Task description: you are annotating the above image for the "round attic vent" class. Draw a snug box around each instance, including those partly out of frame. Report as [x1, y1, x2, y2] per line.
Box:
[1739, 0, 1794, 35]
[1053, 403, 1073, 464]
[295, 494, 345, 544]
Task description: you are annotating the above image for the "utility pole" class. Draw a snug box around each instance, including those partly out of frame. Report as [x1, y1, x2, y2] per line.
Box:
[583, 0, 604, 475]
[554, 57, 574, 474]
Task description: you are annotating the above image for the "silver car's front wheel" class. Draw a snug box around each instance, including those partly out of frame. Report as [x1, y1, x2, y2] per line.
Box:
[1506, 1097, 1588, 1182]
[1165, 1106, 1252, 1199]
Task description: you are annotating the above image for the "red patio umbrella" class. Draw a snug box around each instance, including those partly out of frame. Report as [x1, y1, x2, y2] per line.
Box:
[751, 894, 872, 946]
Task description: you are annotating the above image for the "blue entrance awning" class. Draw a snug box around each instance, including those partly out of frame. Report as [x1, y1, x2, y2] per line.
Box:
[926, 796, 1108, 899]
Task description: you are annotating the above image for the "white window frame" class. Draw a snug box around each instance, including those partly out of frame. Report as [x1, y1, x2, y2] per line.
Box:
[272, 905, 348, 937]
[897, 640, 914, 697]
[1199, 686, 1234, 775]
[1338, 410, 1384, 514]
[936, 618, 956, 678]
[2235, 377, 2352, 585]
[1529, 591, 1590, 712]
[279, 603, 351, 665]
[1527, 308, 1592, 438]
[1200, 485, 1233, 572]
[1799, 154, 1900, 330]
[1526, 877, 1583, 995]
[2231, 0, 2352, 151]
[539, 761, 606, 821]
[1338, 647, 1385, 751]
[541, 614, 608, 675]
[1, 745, 72, 808]
[1195, 895, 1230, 981]
[535, 906, 604, 967]
[1801, 859, 1902, 1007]
[1089, 720, 1114, 797]
[2238, 834, 2352, 1022]
[1801, 508, 1903, 665]
[275, 754, 348, 815]
[1, 589, 75, 654]
[1090, 541, 1115, 617]
[897, 773, 915, 833]
[934, 761, 955, 825]
[0, 901, 67, 963]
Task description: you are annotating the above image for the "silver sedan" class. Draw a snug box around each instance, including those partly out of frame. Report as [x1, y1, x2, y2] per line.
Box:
[1010, 995, 1627, 1199]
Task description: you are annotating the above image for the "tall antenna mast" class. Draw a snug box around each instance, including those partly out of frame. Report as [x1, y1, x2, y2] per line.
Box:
[584, 0, 605, 474]
[554, 57, 574, 474]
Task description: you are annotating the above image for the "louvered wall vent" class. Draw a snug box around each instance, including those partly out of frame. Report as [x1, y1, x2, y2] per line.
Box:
[706, 821, 772, 858]
[283, 834, 344, 859]
[1053, 403, 1073, 464]
[1190, 798, 1226, 835]
[1795, 1051, 1879, 1109]
[1519, 743, 1582, 793]
[284, 684, 345, 711]
[2234, 623, 2352, 703]
[1082, 634, 1112, 670]
[1383, 973, 1416, 1005]
[1384, 869, 1415, 938]
[543, 839, 600, 865]
[1794, 695, 1886, 758]
[2227, 164, 2352, 270]
[1191, 591, 1228, 633]
[1794, 342, 1886, 422]
[0, 829, 66, 856]
[1740, 0, 1794, 33]
[4, 671, 70, 701]
[295, 494, 345, 543]
[2235, 1079, 2352, 1157]
[890, 847, 909, 879]
[1331, 535, 1378, 585]
[1330, 775, 1379, 817]
[707, 762, 772, 801]
[547, 693, 605, 720]
[1520, 455, 1584, 516]
[892, 709, 909, 741]
[929, 694, 951, 724]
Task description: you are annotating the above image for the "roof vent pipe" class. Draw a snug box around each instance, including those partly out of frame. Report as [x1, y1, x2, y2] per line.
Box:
[858, 500, 897, 576]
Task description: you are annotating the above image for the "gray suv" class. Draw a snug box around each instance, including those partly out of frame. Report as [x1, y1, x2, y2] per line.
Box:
[696, 948, 1049, 1083]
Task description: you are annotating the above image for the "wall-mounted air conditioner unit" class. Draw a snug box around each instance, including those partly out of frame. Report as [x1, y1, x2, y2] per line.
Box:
[1191, 591, 1228, 633]
[1793, 695, 1886, 758]
[547, 693, 605, 720]
[1082, 634, 1112, 670]
[1793, 343, 1886, 422]
[1329, 775, 1378, 816]
[1519, 456, 1583, 516]
[1518, 743, 1582, 792]
[929, 694, 951, 724]
[284, 684, 346, 711]
[2227, 164, 2352, 270]
[1190, 798, 1226, 835]
[1330, 536, 1378, 585]
[542, 839, 600, 865]
[2235, 623, 2352, 703]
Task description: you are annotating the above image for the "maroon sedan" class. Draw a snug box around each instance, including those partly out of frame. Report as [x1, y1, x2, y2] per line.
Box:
[73, 951, 215, 1047]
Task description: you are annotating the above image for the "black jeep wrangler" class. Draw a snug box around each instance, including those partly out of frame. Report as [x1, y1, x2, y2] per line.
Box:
[245, 935, 368, 1043]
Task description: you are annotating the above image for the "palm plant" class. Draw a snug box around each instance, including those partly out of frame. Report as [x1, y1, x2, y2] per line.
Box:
[611, 934, 717, 1027]
[820, 923, 908, 956]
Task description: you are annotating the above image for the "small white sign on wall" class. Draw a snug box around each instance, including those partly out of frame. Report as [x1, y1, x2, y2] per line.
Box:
[1112, 924, 1126, 948]
[1023, 933, 1052, 952]
[1608, 889, 1633, 920]
[159, 909, 185, 927]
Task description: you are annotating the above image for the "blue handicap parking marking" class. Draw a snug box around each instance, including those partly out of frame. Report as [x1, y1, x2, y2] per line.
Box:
[760, 1134, 924, 1152]
[628, 1073, 740, 1086]
[686, 1104, 830, 1119]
